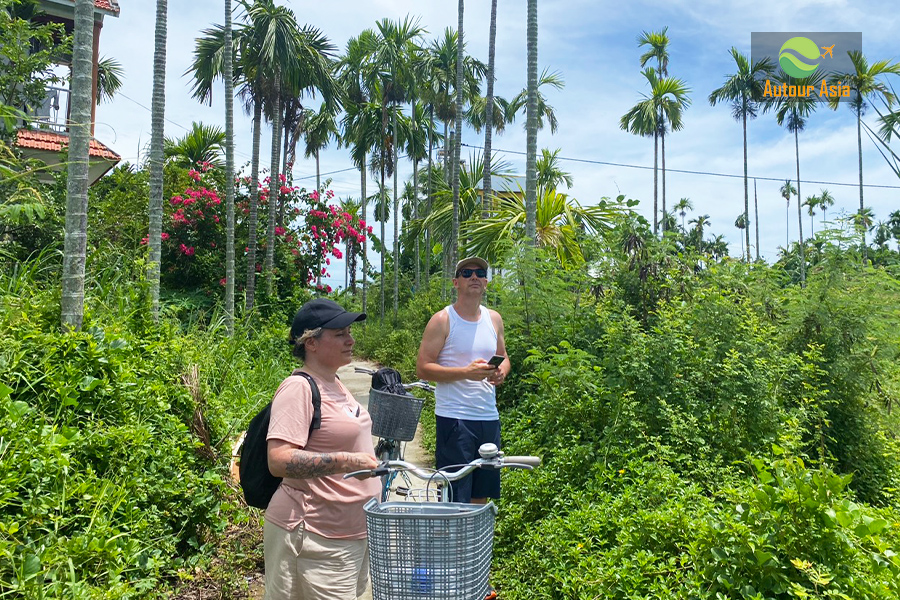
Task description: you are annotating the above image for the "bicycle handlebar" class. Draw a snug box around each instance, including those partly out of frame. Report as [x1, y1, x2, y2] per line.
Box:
[343, 453, 541, 482]
[352, 366, 435, 393]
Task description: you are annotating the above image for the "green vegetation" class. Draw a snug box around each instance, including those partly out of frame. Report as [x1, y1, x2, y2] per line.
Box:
[5, 1, 900, 598]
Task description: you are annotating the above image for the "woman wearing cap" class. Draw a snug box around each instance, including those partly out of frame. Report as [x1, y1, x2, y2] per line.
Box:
[264, 298, 380, 600]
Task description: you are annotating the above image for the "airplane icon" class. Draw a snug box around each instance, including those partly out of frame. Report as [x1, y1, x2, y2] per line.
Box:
[821, 44, 835, 59]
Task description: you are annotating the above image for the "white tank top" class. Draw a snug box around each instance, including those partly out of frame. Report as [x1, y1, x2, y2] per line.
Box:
[434, 305, 499, 420]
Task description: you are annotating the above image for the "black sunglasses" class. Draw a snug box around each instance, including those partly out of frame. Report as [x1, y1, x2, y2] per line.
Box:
[456, 268, 487, 279]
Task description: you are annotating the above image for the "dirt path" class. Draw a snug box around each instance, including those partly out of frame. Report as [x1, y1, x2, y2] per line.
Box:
[248, 358, 432, 600]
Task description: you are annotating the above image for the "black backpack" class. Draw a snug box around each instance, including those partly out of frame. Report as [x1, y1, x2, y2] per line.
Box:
[239, 370, 321, 509]
[371, 367, 409, 396]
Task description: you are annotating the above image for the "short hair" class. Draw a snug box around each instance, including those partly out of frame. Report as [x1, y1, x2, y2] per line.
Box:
[288, 327, 323, 360]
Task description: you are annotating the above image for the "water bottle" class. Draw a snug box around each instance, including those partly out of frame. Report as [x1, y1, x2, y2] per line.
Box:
[411, 565, 433, 594]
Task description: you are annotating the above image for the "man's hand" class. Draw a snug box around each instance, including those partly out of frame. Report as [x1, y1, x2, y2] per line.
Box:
[462, 359, 497, 381]
[486, 366, 506, 386]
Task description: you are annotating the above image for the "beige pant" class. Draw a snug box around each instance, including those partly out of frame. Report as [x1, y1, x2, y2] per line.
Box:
[264, 520, 369, 600]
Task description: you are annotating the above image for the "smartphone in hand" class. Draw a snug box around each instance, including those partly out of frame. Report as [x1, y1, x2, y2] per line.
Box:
[487, 355, 505, 368]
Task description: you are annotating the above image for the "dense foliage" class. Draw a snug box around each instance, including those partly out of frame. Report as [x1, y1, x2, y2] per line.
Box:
[355, 235, 900, 600]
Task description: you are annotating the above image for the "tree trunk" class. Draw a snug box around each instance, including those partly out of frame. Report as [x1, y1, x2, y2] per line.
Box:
[661, 131, 666, 233]
[795, 127, 805, 285]
[425, 107, 434, 290]
[246, 99, 262, 310]
[452, 0, 465, 265]
[264, 73, 282, 297]
[316, 149, 321, 193]
[413, 155, 420, 292]
[524, 0, 538, 244]
[146, 0, 167, 324]
[742, 104, 750, 262]
[278, 120, 289, 227]
[857, 110, 866, 263]
[223, 0, 235, 335]
[652, 131, 658, 235]
[754, 178, 760, 261]
[392, 109, 399, 321]
[360, 164, 368, 309]
[483, 0, 498, 220]
[62, 0, 97, 331]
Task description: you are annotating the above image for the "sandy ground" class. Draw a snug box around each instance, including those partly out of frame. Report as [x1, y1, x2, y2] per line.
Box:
[249, 358, 431, 600]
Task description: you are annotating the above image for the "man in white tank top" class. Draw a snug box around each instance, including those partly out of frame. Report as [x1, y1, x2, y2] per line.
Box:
[416, 257, 510, 503]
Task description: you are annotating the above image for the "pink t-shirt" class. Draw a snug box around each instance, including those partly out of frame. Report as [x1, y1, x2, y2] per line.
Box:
[265, 374, 380, 539]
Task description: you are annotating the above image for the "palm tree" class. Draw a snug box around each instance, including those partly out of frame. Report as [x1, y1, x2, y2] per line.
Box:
[96, 57, 124, 104]
[734, 213, 747, 259]
[708, 48, 775, 262]
[337, 29, 379, 309]
[888, 209, 900, 251]
[524, 0, 538, 245]
[753, 178, 760, 260]
[769, 71, 823, 285]
[466, 187, 625, 266]
[146, 0, 167, 323]
[338, 197, 361, 291]
[61, 0, 96, 331]
[637, 27, 669, 227]
[369, 17, 424, 321]
[780, 179, 796, 249]
[223, 0, 235, 335]
[453, 1, 466, 265]
[803, 194, 818, 236]
[163, 122, 225, 168]
[535, 148, 573, 192]
[818, 188, 835, 226]
[482, 0, 499, 221]
[509, 68, 564, 133]
[402, 100, 435, 291]
[674, 197, 692, 232]
[620, 67, 691, 235]
[854, 206, 875, 243]
[688, 214, 710, 254]
[242, 1, 337, 296]
[302, 103, 339, 193]
[828, 51, 900, 259]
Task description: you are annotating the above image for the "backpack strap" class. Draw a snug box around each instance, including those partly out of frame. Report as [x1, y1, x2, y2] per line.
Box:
[290, 370, 322, 435]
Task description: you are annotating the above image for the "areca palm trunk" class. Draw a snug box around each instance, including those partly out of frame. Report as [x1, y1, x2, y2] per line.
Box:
[360, 164, 368, 309]
[754, 178, 760, 261]
[524, 0, 538, 244]
[482, 0, 498, 220]
[413, 155, 420, 292]
[224, 0, 235, 335]
[146, 0, 167, 323]
[62, 0, 96, 331]
[652, 132, 658, 234]
[857, 109, 866, 263]
[393, 109, 399, 321]
[264, 73, 282, 297]
[425, 107, 434, 289]
[452, 0, 465, 265]
[246, 100, 262, 310]
[742, 100, 750, 262]
[794, 127, 806, 285]
[661, 131, 666, 232]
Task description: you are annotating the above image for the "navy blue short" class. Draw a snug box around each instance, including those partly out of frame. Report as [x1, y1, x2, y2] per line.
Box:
[435, 416, 501, 502]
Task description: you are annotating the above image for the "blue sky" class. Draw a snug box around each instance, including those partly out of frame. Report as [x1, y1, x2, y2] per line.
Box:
[93, 0, 900, 285]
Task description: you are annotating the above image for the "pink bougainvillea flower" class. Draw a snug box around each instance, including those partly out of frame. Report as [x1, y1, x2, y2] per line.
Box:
[275, 226, 286, 236]
[185, 246, 195, 256]
[170, 196, 183, 205]
[326, 285, 333, 293]
[367, 226, 373, 234]
[310, 190, 319, 201]
[161, 232, 170, 241]
[220, 277, 227, 286]
[140, 236, 149, 245]
[188, 169, 201, 182]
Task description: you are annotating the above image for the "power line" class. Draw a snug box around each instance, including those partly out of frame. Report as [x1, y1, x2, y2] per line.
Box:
[460, 142, 900, 191]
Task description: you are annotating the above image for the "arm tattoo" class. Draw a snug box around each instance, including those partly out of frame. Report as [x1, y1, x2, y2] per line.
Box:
[284, 450, 344, 479]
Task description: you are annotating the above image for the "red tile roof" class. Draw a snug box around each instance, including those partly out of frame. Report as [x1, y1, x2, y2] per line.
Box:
[94, 0, 120, 14]
[17, 129, 121, 162]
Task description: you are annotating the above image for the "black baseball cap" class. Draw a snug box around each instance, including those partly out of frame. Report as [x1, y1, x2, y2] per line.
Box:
[290, 299, 366, 339]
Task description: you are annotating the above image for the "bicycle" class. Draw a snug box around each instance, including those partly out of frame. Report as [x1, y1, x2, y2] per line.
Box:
[354, 366, 435, 502]
[344, 443, 541, 600]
